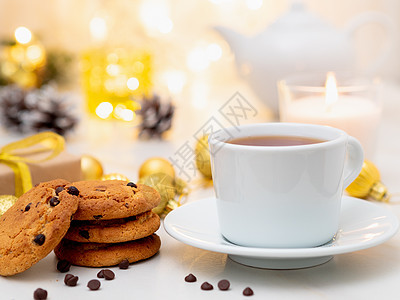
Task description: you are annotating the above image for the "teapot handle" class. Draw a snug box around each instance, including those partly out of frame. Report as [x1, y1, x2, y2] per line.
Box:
[345, 11, 394, 75]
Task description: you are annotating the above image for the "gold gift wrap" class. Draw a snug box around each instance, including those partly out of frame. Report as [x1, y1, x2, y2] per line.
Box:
[0, 132, 82, 196]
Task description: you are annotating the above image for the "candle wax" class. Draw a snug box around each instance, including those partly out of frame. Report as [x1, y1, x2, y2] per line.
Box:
[283, 95, 381, 158]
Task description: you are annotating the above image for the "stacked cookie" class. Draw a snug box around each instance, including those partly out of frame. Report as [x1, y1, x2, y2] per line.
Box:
[54, 180, 161, 267]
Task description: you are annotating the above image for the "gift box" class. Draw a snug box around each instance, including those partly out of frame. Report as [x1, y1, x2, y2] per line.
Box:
[0, 151, 82, 195]
[0, 132, 82, 196]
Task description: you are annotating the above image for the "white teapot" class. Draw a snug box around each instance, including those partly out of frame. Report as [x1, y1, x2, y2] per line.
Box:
[215, 2, 393, 116]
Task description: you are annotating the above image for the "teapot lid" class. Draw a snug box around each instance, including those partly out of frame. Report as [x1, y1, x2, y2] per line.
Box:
[269, 1, 333, 30]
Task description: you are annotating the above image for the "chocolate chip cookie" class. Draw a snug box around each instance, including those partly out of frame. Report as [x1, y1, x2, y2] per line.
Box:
[64, 210, 160, 243]
[70, 180, 160, 220]
[54, 234, 161, 267]
[0, 179, 79, 276]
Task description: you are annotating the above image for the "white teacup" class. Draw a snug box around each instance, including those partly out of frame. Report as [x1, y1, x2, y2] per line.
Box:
[208, 123, 364, 248]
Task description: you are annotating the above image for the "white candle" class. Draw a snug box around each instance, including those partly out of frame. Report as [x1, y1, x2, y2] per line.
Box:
[281, 73, 381, 158]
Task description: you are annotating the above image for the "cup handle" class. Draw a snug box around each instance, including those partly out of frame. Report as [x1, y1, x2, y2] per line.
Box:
[343, 136, 364, 189]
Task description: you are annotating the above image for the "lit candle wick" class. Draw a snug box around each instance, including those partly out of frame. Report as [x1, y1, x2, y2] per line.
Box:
[325, 72, 338, 112]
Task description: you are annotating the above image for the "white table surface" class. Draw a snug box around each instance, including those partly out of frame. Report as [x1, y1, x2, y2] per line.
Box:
[1, 81, 400, 299]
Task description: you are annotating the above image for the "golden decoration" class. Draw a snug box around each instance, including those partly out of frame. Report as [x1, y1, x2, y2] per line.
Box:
[81, 47, 152, 121]
[195, 134, 212, 179]
[2, 29, 47, 88]
[101, 173, 130, 181]
[138, 172, 176, 215]
[174, 177, 189, 196]
[81, 155, 104, 180]
[0, 195, 18, 216]
[138, 157, 175, 180]
[346, 160, 390, 202]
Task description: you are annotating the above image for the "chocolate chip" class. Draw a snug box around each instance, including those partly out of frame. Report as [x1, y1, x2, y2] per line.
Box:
[102, 269, 115, 280]
[79, 230, 90, 239]
[201, 282, 213, 290]
[64, 274, 74, 284]
[97, 270, 104, 278]
[33, 288, 47, 300]
[64, 274, 79, 286]
[184, 273, 197, 282]
[124, 203, 129, 208]
[119, 259, 130, 269]
[127, 182, 137, 188]
[87, 279, 101, 290]
[49, 197, 60, 207]
[218, 279, 230, 291]
[55, 186, 64, 195]
[57, 260, 71, 273]
[33, 234, 45, 245]
[67, 186, 80, 196]
[93, 215, 103, 220]
[24, 203, 32, 212]
[243, 287, 254, 296]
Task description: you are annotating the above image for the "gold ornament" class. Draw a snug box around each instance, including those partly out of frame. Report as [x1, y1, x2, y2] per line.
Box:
[138, 172, 176, 215]
[138, 157, 175, 180]
[101, 173, 131, 181]
[346, 160, 390, 202]
[81, 155, 104, 180]
[0, 195, 18, 216]
[174, 177, 189, 196]
[162, 198, 181, 216]
[195, 134, 212, 179]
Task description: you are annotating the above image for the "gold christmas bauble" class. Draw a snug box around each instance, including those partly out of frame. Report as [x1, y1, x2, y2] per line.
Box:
[195, 134, 212, 179]
[138, 172, 176, 215]
[101, 173, 131, 181]
[0, 195, 18, 216]
[81, 155, 104, 180]
[138, 157, 175, 180]
[346, 160, 389, 202]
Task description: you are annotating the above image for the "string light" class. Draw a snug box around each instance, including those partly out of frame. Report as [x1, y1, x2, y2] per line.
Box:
[14, 26, 32, 44]
[96, 102, 113, 119]
[127, 77, 140, 90]
[187, 47, 210, 72]
[246, 0, 263, 10]
[163, 70, 187, 94]
[140, 0, 173, 34]
[191, 81, 209, 109]
[90, 17, 108, 41]
[206, 43, 222, 61]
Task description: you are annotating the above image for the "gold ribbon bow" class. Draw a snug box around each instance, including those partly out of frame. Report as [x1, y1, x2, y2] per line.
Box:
[0, 132, 65, 197]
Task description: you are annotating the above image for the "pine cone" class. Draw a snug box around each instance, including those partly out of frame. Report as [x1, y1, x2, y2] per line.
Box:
[137, 94, 175, 139]
[0, 85, 78, 136]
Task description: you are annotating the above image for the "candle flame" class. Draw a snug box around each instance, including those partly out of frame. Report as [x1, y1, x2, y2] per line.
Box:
[325, 72, 338, 110]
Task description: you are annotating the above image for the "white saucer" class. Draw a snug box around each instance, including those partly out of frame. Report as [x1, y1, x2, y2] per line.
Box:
[164, 196, 399, 269]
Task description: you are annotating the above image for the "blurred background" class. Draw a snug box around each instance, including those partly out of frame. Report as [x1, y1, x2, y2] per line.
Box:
[0, 0, 398, 140]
